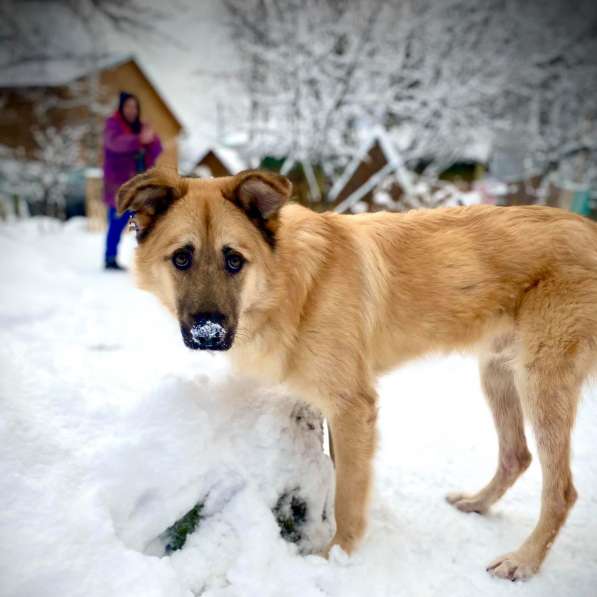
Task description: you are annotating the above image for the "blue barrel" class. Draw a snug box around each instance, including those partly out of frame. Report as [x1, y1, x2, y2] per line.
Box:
[570, 189, 591, 216]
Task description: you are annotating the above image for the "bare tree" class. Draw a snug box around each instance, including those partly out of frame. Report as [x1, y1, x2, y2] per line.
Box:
[0, 0, 178, 69]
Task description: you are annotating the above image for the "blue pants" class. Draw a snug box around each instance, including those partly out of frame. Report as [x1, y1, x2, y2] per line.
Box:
[105, 207, 130, 262]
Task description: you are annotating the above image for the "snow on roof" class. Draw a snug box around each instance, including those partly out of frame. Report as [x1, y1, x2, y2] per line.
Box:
[220, 131, 250, 148]
[213, 146, 247, 174]
[196, 146, 247, 175]
[334, 162, 395, 214]
[329, 126, 414, 213]
[327, 138, 375, 203]
[130, 58, 185, 130]
[0, 54, 185, 130]
[375, 126, 414, 196]
[0, 54, 132, 88]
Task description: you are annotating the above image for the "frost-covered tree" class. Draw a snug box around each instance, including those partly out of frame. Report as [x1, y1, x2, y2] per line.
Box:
[223, 0, 396, 168]
[32, 125, 86, 217]
[518, 1, 597, 186]
[16, 76, 114, 166]
[0, 124, 85, 218]
[223, 0, 597, 190]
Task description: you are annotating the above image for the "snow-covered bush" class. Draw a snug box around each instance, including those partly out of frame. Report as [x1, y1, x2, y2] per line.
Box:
[0, 124, 85, 219]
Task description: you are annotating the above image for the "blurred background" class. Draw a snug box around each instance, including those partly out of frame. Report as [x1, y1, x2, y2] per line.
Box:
[2, 6, 597, 593]
[1, 0, 596, 225]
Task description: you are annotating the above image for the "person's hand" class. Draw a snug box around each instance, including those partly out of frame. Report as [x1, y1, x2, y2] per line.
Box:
[139, 125, 155, 144]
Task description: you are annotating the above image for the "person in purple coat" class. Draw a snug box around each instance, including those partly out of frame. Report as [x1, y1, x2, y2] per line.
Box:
[103, 91, 162, 270]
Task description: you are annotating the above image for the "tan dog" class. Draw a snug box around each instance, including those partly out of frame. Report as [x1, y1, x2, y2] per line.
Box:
[117, 167, 595, 581]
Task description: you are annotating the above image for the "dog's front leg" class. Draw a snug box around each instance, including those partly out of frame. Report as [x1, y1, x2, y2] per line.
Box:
[325, 389, 378, 556]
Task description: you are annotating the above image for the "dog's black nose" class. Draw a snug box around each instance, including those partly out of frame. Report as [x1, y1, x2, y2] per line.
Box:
[181, 312, 230, 351]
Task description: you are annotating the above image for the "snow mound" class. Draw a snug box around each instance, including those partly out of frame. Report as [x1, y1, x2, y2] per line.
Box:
[0, 219, 334, 597]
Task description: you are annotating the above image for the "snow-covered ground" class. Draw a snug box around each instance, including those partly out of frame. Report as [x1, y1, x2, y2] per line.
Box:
[1, 219, 596, 597]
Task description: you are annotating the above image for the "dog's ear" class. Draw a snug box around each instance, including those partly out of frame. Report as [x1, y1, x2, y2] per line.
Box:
[229, 170, 292, 219]
[224, 170, 292, 246]
[116, 168, 188, 240]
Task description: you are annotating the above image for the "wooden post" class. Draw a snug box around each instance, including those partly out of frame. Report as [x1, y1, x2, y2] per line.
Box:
[85, 169, 106, 231]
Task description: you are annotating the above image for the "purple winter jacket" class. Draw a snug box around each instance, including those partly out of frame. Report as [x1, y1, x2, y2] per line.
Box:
[102, 112, 162, 207]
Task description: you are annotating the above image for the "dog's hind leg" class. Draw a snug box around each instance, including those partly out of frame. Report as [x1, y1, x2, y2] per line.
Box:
[487, 280, 587, 580]
[487, 366, 580, 580]
[447, 339, 532, 513]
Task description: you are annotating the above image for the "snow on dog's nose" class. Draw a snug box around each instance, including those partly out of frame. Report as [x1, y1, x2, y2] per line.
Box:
[191, 320, 225, 344]
[181, 312, 232, 351]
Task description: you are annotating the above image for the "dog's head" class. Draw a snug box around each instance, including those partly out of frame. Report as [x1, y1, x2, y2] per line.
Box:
[117, 167, 292, 351]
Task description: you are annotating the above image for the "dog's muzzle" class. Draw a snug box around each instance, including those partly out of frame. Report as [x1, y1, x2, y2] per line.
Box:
[180, 312, 234, 351]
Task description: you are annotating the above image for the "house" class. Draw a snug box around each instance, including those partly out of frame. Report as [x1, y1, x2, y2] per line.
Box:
[193, 146, 247, 178]
[0, 54, 183, 167]
[327, 127, 414, 213]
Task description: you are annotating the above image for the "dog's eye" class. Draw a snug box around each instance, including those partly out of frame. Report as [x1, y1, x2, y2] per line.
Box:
[172, 248, 193, 271]
[224, 250, 244, 274]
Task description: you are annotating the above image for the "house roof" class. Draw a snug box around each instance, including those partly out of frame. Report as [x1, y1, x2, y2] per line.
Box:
[0, 54, 131, 88]
[0, 54, 184, 130]
[195, 146, 247, 175]
[329, 127, 414, 213]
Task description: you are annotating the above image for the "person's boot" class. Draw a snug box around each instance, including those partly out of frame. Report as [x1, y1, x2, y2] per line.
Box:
[104, 258, 126, 271]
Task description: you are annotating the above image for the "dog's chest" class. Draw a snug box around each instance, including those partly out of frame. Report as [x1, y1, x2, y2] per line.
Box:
[229, 333, 289, 384]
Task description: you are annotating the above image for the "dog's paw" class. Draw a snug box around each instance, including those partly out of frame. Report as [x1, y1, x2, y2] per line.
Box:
[445, 492, 488, 514]
[486, 552, 539, 581]
[320, 533, 355, 559]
